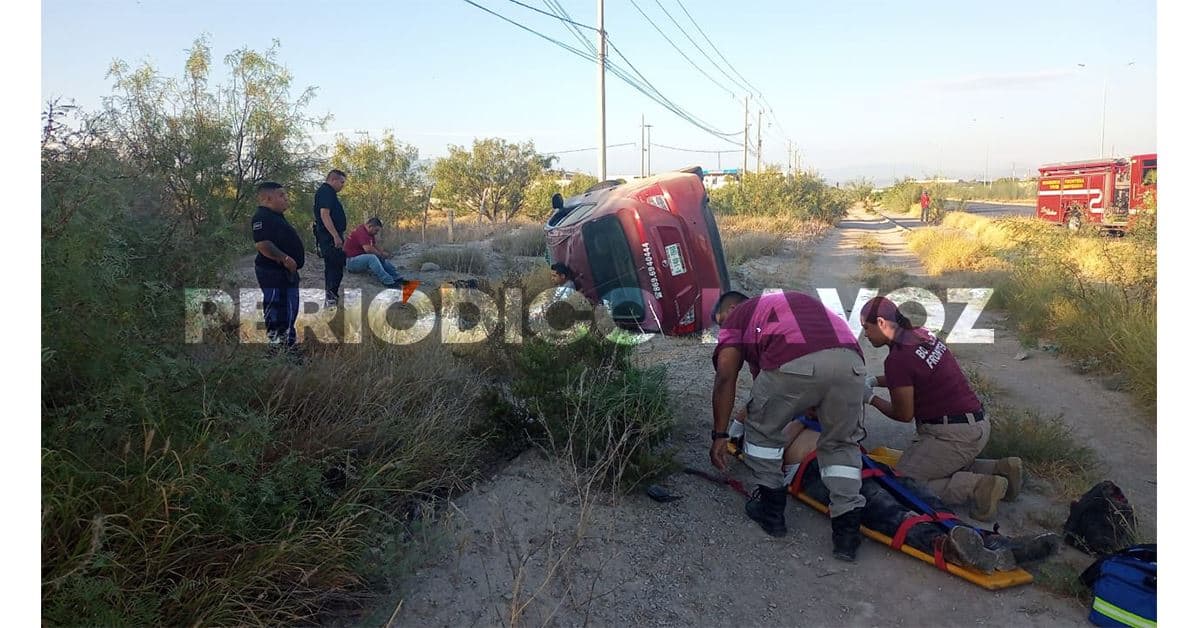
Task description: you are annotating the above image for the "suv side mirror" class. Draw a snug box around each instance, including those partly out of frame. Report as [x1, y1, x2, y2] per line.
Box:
[552, 193, 564, 210]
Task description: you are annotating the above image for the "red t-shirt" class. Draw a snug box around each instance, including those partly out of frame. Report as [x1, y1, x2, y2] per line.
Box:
[344, 224, 374, 258]
[713, 291, 863, 377]
[883, 331, 981, 419]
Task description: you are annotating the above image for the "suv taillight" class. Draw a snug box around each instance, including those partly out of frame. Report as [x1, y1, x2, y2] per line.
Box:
[673, 305, 697, 334]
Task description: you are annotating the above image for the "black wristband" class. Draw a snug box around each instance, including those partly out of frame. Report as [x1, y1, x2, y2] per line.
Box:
[711, 430, 730, 441]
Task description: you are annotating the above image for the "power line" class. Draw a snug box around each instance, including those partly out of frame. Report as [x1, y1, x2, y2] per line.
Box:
[649, 0, 748, 97]
[461, 0, 596, 65]
[651, 141, 750, 156]
[664, 0, 791, 147]
[533, 0, 741, 143]
[671, 0, 760, 97]
[548, 142, 637, 154]
[502, 0, 595, 31]
[462, 0, 742, 147]
[544, 0, 595, 54]
[627, 0, 737, 98]
[605, 41, 742, 142]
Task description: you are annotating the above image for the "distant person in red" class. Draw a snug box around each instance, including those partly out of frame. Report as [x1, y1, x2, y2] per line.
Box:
[919, 190, 932, 223]
[860, 296, 1022, 521]
[344, 217, 405, 288]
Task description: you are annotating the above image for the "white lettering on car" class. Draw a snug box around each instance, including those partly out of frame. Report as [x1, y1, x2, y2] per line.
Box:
[641, 242, 663, 299]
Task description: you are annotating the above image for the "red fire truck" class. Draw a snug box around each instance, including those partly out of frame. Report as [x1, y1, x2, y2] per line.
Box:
[1035, 153, 1157, 231]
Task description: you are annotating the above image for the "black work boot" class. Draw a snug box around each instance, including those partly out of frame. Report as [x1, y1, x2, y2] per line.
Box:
[945, 526, 1014, 572]
[831, 507, 864, 561]
[985, 531, 1061, 565]
[745, 485, 788, 537]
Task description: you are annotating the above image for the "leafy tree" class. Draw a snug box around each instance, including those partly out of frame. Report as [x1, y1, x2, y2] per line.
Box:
[430, 138, 547, 223]
[521, 171, 600, 218]
[103, 35, 328, 230]
[330, 131, 425, 227]
[846, 177, 875, 204]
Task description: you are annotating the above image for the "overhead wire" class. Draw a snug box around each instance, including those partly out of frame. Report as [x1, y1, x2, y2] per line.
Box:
[651, 141, 753, 157]
[547, 142, 637, 154]
[523, 0, 741, 142]
[461, 0, 747, 149]
[491, 0, 743, 145]
[626, 0, 737, 99]
[663, 0, 792, 152]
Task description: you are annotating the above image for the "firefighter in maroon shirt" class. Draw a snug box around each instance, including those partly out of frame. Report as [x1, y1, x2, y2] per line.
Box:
[860, 296, 1023, 521]
[710, 290, 869, 561]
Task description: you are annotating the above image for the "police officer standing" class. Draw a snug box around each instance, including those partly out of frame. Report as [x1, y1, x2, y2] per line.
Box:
[313, 169, 348, 308]
[251, 181, 304, 349]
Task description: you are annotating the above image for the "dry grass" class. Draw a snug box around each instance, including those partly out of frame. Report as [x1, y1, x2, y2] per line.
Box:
[723, 232, 786, 265]
[387, 213, 539, 246]
[908, 213, 1157, 416]
[716, 214, 827, 237]
[1035, 560, 1092, 605]
[414, 245, 490, 274]
[855, 235, 912, 293]
[492, 224, 547, 257]
[907, 228, 1010, 275]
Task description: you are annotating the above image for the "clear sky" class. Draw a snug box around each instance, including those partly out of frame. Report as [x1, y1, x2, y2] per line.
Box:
[42, 0, 1156, 184]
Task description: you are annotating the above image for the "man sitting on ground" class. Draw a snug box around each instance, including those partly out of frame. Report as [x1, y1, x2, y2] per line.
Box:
[344, 217, 405, 288]
[729, 408, 1059, 572]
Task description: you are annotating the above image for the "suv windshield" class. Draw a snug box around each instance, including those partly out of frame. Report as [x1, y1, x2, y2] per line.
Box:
[582, 215, 645, 322]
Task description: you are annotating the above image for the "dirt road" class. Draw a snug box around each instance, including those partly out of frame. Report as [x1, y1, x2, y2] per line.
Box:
[393, 205, 1153, 627]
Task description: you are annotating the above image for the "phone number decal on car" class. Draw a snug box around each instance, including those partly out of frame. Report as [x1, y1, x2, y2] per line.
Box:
[642, 242, 664, 299]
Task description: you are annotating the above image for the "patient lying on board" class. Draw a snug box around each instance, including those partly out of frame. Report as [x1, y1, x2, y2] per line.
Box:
[730, 410, 1059, 573]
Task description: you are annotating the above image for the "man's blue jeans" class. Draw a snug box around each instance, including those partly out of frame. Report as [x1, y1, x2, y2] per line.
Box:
[346, 254, 403, 286]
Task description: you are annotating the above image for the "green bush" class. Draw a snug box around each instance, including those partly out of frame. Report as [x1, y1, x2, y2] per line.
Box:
[42, 39, 491, 625]
[508, 334, 676, 489]
[709, 168, 850, 224]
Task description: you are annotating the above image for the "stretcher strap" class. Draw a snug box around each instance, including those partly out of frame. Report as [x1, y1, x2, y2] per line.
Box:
[933, 536, 948, 571]
[793, 450, 819, 495]
[890, 512, 959, 550]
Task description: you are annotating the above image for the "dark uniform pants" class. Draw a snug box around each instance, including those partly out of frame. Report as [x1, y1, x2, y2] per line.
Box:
[317, 231, 346, 305]
[744, 347, 868, 517]
[257, 266, 299, 346]
[800, 458, 945, 556]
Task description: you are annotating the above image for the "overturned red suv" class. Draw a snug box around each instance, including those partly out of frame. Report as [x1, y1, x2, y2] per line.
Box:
[543, 167, 731, 335]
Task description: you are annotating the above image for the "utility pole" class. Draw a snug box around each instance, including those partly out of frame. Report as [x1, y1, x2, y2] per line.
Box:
[742, 95, 749, 179]
[787, 140, 793, 175]
[645, 123, 652, 175]
[1100, 73, 1108, 158]
[597, 0, 607, 181]
[640, 114, 645, 177]
[756, 109, 763, 174]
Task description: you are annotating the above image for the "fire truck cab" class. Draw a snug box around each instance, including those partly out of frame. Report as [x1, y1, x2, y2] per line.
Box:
[1036, 153, 1157, 232]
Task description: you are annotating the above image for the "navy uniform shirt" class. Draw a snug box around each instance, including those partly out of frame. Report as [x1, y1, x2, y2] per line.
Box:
[313, 182, 346, 236]
[252, 205, 305, 277]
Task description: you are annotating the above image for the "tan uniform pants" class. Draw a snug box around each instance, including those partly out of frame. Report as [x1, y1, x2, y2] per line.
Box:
[744, 348, 867, 517]
[895, 417, 1001, 505]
